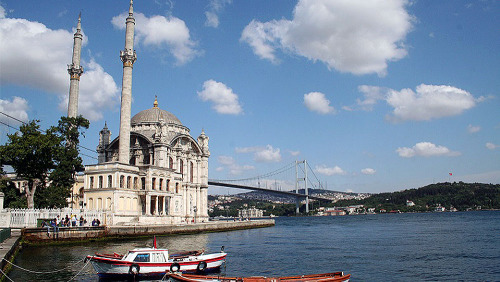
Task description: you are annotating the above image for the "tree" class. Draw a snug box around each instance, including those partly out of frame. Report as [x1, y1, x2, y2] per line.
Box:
[0, 178, 27, 208]
[0, 116, 89, 209]
[36, 116, 89, 208]
[0, 120, 60, 208]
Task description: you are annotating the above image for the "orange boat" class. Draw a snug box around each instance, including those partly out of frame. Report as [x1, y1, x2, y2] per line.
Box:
[165, 271, 351, 282]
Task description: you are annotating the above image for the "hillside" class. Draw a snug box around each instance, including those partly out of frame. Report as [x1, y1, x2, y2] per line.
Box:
[235, 188, 369, 203]
[334, 182, 500, 212]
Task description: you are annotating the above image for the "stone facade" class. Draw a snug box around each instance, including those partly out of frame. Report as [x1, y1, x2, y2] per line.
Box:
[85, 105, 210, 225]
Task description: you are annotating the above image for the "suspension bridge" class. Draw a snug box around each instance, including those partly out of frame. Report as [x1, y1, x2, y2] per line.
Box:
[208, 160, 333, 214]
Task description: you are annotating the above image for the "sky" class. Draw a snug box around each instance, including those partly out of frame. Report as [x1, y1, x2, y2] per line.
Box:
[0, 0, 499, 194]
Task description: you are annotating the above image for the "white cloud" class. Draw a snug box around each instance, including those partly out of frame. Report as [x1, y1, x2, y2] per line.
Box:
[112, 11, 201, 65]
[255, 145, 281, 163]
[216, 155, 255, 175]
[241, 0, 413, 76]
[356, 85, 387, 111]
[354, 84, 480, 121]
[0, 10, 118, 121]
[486, 143, 499, 150]
[315, 165, 346, 176]
[467, 124, 480, 133]
[304, 92, 335, 114]
[205, 0, 232, 28]
[289, 150, 301, 156]
[198, 80, 243, 115]
[0, 97, 29, 124]
[386, 84, 477, 122]
[361, 168, 376, 175]
[205, 12, 219, 28]
[236, 145, 282, 163]
[396, 142, 461, 158]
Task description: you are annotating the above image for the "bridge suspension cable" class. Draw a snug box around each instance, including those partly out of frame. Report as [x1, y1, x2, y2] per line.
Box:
[209, 161, 296, 183]
[306, 161, 325, 190]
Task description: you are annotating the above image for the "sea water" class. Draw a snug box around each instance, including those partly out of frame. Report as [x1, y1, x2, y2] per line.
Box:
[8, 211, 500, 281]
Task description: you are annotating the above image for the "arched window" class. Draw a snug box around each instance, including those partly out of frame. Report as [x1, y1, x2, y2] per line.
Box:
[152, 177, 156, 190]
[88, 198, 94, 210]
[108, 175, 112, 188]
[190, 162, 194, 183]
[179, 160, 184, 175]
[159, 178, 163, 191]
[89, 177, 94, 189]
[169, 157, 173, 169]
[166, 179, 170, 192]
[134, 177, 138, 189]
[141, 177, 146, 190]
[175, 183, 179, 194]
[120, 175, 124, 188]
[127, 176, 131, 189]
[98, 176, 103, 188]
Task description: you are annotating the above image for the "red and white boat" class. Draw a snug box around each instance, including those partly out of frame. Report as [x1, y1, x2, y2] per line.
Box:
[86, 240, 226, 279]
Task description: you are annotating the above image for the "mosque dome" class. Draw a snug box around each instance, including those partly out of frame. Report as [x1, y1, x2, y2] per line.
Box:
[131, 97, 182, 126]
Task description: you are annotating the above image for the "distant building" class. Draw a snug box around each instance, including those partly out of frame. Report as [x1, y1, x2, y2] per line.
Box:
[238, 207, 264, 218]
[324, 208, 345, 216]
[406, 200, 415, 207]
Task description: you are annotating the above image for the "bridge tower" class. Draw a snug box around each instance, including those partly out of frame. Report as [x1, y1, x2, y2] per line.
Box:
[295, 160, 309, 214]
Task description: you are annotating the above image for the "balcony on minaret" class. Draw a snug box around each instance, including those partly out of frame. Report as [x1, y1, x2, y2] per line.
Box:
[120, 49, 137, 67]
[68, 63, 84, 80]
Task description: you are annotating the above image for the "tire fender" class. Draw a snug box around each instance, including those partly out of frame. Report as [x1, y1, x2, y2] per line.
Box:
[129, 264, 140, 275]
[170, 263, 181, 272]
[197, 261, 207, 272]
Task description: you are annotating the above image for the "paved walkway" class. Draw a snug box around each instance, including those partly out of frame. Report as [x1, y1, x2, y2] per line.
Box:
[0, 229, 22, 276]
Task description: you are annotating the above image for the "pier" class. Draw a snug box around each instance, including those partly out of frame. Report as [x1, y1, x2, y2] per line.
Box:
[19, 219, 275, 243]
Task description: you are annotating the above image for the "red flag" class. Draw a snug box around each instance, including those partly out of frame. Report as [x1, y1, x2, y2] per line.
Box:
[449, 173, 452, 176]
[153, 236, 157, 249]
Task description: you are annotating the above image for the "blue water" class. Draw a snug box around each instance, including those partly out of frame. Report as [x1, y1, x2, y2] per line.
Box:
[8, 211, 500, 281]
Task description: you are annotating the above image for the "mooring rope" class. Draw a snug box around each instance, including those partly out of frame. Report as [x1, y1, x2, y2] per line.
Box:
[2, 257, 85, 274]
[0, 267, 15, 282]
[66, 258, 92, 281]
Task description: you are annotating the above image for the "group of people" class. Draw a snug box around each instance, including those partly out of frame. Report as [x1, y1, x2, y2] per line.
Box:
[55, 214, 87, 227]
[41, 215, 101, 231]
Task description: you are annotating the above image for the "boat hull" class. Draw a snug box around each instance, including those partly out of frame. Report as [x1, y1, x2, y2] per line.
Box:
[87, 252, 226, 279]
[165, 272, 351, 282]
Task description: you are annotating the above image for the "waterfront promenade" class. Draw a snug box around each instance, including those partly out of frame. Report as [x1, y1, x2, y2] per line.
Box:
[21, 219, 275, 242]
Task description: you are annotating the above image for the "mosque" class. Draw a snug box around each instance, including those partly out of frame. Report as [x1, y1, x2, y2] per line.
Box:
[68, 1, 210, 225]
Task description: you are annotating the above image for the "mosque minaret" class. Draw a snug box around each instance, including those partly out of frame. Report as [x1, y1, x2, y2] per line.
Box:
[118, 0, 137, 164]
[80, 0, 210, 225]
[67, 13, 84, 118]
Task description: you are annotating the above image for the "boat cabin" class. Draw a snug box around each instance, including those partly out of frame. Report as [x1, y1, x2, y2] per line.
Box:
[123, 248, 169, 263]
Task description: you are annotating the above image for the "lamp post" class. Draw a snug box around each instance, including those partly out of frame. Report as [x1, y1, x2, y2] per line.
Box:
[193, 206, 197, 223]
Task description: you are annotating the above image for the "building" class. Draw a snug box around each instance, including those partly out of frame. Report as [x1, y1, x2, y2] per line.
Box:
[79, 1, 209, 225]
[238, 208, 264, 218]
[84, 99, 210, 225]
[406, 200, 415, 207]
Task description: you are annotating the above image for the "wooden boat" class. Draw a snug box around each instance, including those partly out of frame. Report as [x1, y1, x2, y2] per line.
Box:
[86, 239, 226, 279]
[164, 271, 351, 282]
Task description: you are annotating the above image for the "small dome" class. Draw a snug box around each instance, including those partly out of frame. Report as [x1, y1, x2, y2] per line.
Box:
[131, 107, 182, 126]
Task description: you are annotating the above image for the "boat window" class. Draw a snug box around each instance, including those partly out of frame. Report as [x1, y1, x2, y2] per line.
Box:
[133, 253, 150, 262]
[151, 252, 167, 262]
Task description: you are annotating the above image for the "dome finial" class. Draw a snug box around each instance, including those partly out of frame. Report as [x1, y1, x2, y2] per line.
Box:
[154, 95, 158, 108]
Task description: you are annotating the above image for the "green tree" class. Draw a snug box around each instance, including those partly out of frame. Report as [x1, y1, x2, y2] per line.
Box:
[0, 120, 60, 208]
[0, 178, 27, 208]
[36, 116, 89, 208]
[0, 116, 89, 209]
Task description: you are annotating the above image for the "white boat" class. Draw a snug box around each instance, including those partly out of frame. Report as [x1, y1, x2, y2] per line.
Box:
[86, 241, 226, 280]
